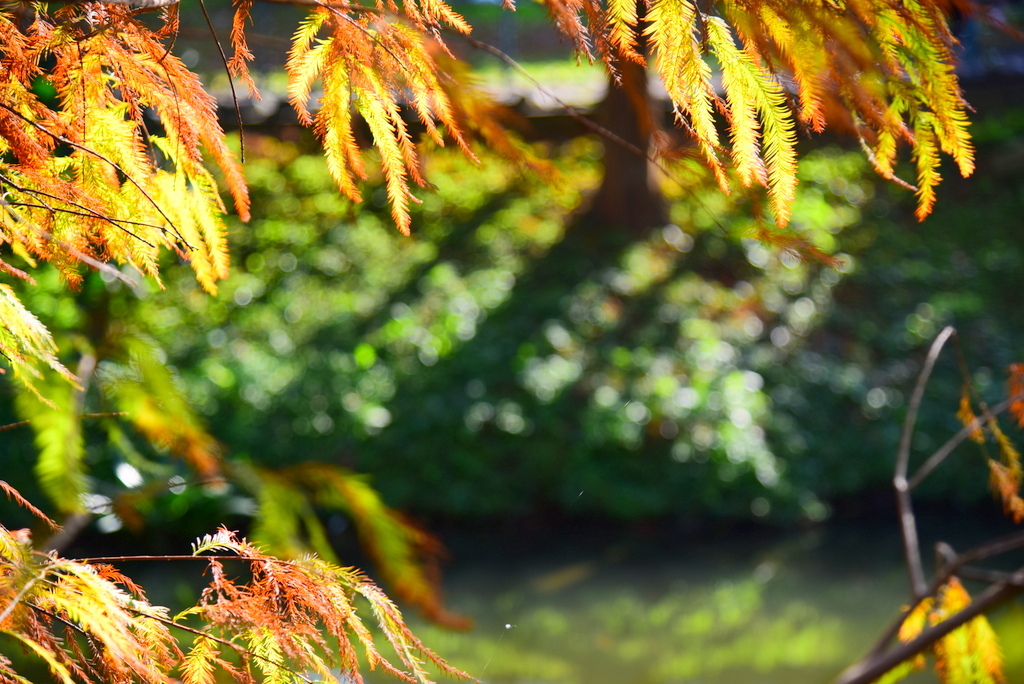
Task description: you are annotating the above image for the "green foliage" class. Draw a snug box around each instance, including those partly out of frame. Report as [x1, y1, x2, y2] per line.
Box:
[9, 106, 1024, 537]
[14, 375, 85, 513]
[771, 113, 1024, 507]
[75, 134, 856, 524]
[166, 109, 1024, 522]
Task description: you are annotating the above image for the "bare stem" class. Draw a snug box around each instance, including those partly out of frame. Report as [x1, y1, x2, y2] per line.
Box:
[895, 325, 955, 598]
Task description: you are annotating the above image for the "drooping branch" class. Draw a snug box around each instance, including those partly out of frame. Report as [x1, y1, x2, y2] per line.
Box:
[0, 195, 141, 288]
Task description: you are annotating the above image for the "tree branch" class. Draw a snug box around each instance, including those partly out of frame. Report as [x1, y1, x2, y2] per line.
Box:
[894, 325, 955, 599]
[908, 394, 1021, 489]
[839, 326, 1024, 684]
[834, 570, 1024, 684]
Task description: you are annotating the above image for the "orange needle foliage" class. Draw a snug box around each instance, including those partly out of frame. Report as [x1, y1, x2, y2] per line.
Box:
[0, 516, 468, 684]
[1, 0, 976, 383]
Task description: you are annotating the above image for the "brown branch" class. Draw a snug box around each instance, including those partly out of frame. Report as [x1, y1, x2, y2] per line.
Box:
[856, 135, 919, 193]
[908, 394, 1021, 489]
[955, 529, 1024, 568]
[894, 325, 955, 599]
[958, 566, 1024, 586]
[840, 327, 1024, 683]
[834, 570, 1024, 684]
[864, 528, 1024, 663]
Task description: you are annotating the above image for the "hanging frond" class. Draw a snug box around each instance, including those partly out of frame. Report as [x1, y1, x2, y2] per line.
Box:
[284, 13, 476, 235]
[930, 579, 1004, 684]
[606, 0, 641, 62]
[986, 420, 1024, 523]
[0, 514, 467, 684]
[0, 480, 59, 530]
[229, 0, 259, 98]
[955, 383, 1024, 522]
[705, 16, 798, 225]
[0, 284, 76, 401]
[188, 529, 471, 684]
[645, 0, 727, 189]
[97, 334, 222, 480]
[911, 112, 943, 221]
[956, 386, 985, 444]
[239, 463, 469, 629]
[538, 0, 594, 60]
[13, 375, 87, 514]
[289, 463, 471, 630]
[874, 600, 933, 684]
[0, 0, 986, 378]
[883, 581, 1005, 684]
[1006, 363, 1024, 428]
[0, 525, 180, 684]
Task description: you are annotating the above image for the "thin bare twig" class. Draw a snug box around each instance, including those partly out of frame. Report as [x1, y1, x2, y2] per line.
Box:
[864, 528, 1024, 663]
[955, 529, 1024, 568]
[909, 394, 1020, 489]
[840, 327, 1024, 683]
[196, 0, 245, 162]
[958, 566, 1024, 587]
[895, 325, 956, 599]
[0, 413, 125, 434]
[0, 194, 140, 288]
[6, 201, 164, 243]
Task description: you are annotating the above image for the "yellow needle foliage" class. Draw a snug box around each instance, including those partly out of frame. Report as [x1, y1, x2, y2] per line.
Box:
[881, 579, 1004, 684]
[0, 512, 468, 684]
[0, 0, 976, 382]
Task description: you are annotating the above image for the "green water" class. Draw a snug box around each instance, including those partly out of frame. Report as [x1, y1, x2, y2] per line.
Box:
[388, 516, 1024, 684]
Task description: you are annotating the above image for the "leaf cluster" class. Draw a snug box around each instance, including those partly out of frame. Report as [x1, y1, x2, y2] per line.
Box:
[0, 509, 467, 684]
[879, 578, 1004, 684]
[0, 0, 984, 381]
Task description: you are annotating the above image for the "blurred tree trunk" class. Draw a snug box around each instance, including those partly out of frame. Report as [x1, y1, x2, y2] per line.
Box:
[585, 55, 668, 234]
